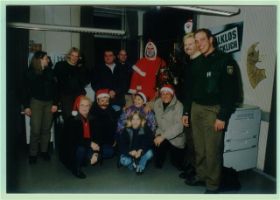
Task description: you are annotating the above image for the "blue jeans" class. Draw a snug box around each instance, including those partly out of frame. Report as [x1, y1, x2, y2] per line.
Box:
[120, 149, 153, 172]
[101, 144, 115, 159]
[75, 146, 93, 168]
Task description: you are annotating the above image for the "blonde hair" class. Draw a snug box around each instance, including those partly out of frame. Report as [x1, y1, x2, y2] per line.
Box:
[79, 95, 93, 107]
[183, 32, 195, 43]
[125, 111, 146, 128]
[67, 47, 80, 58]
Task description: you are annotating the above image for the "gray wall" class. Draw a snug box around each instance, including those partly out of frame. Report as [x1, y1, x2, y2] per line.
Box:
[29, 6, 80, 55]
[197, 6, 276, 170]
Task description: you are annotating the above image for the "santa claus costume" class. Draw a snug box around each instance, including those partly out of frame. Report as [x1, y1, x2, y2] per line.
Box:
[128, 41, 166, 101]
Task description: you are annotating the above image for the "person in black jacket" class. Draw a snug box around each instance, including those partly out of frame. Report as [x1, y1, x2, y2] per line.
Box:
[54, 47, 89, 120]
[116, 49, 133, 107]
[179, 33, 202, 180]
[183, 29, 239, 194]
[90, 50, 126, 113]
[23, 51, 58, 164]
[90, 89, 118, 160]
[119, 111, 154, 175]
[61, 95, 98, 179]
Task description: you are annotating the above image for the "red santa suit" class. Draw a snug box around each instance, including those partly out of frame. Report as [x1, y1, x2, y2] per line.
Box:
[128, 42, 166, 101]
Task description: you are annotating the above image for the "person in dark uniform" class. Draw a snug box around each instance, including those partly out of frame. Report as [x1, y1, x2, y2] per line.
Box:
[182, 28, 239, 194]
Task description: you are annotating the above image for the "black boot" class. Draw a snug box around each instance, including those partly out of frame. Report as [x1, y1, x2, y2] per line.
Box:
[154, 159, 163, 169]
[41, 152, 51, 161]
[29, 156, 37, 164]
[184, 175, 205, 186]
[179, 164, 196, 179]
[72, 168, 86, 179]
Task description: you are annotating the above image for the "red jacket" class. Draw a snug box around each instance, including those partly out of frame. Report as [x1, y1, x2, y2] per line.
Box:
[129, 57, 166, 101]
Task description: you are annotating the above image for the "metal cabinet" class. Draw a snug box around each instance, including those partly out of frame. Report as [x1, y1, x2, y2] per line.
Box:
[223, 105, 261, 171]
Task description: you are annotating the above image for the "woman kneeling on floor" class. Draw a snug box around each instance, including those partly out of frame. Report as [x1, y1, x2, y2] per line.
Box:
[61, 95, 100, 179]
[118, 111, 154, 175]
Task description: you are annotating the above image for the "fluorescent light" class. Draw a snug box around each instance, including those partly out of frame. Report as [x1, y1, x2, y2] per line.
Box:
[167, 6, 240, 16]
[7, 22, 125, 36]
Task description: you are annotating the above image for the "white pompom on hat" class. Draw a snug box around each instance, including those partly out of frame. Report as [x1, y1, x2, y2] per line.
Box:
[160, 84, 175, 95]
[96, 89, 110, 99]
[135, 92, 147, 104]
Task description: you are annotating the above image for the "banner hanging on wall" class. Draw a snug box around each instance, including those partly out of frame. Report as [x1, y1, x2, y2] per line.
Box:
[209, 21, 244, 62]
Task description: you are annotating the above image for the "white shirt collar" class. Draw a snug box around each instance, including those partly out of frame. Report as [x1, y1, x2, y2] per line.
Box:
[106, 63, 116, 72]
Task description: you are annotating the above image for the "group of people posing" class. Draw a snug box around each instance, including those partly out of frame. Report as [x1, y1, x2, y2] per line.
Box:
[22, 28, 239, 194]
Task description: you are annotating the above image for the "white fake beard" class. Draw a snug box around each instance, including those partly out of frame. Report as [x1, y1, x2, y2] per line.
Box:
[145, 50, 156, 58]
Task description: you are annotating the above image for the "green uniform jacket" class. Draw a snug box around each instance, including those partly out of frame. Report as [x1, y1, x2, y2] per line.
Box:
[183, 49, 239, 121]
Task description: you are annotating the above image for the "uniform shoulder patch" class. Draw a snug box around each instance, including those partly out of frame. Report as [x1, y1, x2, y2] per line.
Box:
[227, 65, 234, 75]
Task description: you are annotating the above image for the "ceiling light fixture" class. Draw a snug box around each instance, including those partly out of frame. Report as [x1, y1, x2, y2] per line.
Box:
[167, 6, 240, 16]
[7, 22, 125, 36]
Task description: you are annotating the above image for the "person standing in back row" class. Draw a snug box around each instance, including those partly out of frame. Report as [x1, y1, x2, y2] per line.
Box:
[128, 41, 166, 103]
[91, 50, 127, 115]
[54, 47, 89, 120]
[23, 51, 58, 164]
[182, 28, 239, 194]
[179, 32, 203, 181]
[116, 49, 133, 107]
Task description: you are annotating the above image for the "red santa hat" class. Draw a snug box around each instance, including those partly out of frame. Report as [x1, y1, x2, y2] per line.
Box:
[135, 92, 147, 104]
[160, 84, 174, 95]
[96, 89, 110, 99]
[72, 95, 83, 116]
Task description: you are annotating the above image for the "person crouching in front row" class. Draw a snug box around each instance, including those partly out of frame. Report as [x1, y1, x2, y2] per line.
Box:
[90, 89, 118, 161]
[118, 111, 154, 175]
[61, 95, 100, 179]
[153, 84, 185, 170]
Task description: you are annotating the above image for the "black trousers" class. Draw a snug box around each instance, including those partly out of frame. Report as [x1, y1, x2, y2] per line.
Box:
[154, 139, 185, 169]
[60, 94, 77, 121]
[184, 127, 196, 167]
